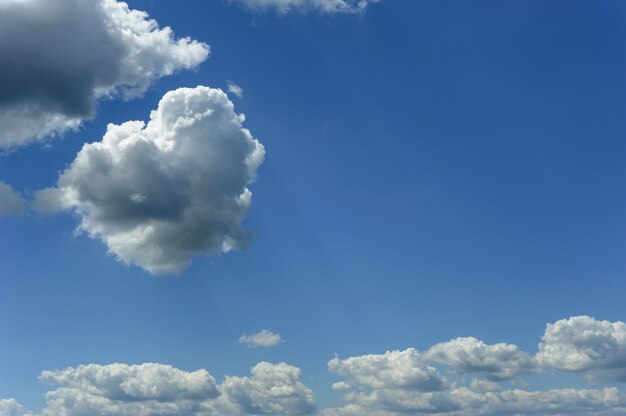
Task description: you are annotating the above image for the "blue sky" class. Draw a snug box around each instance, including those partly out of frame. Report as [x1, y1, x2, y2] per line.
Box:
[1, 1, 626, 415]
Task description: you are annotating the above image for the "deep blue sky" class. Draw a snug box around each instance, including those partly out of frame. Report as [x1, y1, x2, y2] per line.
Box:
[1, 0, 626, 412]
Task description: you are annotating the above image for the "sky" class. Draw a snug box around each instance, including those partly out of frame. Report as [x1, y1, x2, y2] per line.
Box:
[1, 0, 626, 415]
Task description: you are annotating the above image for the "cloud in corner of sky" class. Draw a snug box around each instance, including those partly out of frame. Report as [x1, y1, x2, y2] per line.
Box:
[0, 182, 24, 216]
[227, 81, 244, 98]
[33, 86, 265, 275]
[239, 330, 282, 347]
[0, 399, 31, 416]
[228, 0, 381, 15]
[537, 315, 626, 382]
[322, 316, 626, 416]
[0, 0, 209, 149]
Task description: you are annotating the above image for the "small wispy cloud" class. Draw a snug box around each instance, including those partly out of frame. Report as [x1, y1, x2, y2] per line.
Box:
[239, 329, 282, 347]
[229, 0, 380, 15]
[227, 81, 244, 98]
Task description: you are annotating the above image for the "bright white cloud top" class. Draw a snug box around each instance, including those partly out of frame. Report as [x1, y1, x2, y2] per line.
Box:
[230, 0, 379, 14]
[3, 316, 626, 415]
[537, 315, 626, 382]
[0, 182, 24, 216]
[33, 362, 314, 416]
[34, 86, 265, 275]
[0, 0, 209, 148]
[239, 330, 283, 347]
[425, 337, 537, 381]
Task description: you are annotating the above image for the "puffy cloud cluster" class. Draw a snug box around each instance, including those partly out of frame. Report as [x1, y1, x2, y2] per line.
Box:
[0, 399, 29, 416]
[40, 363, 219, 403]
[0, 0, 209, 148]
[229, 0, 379, 14]
[537, 315, 626, 382]
[328, 349, 447, 392]
[4, 316, 626, 415]
[320, 387, 626, 416]
[425, 337, 536, 381]
[239, 330, 282, 347]
[25, 362, 314, 416]
[325, 316, 626, 415]
[221, 362, 316, 415]
[0, 182, 24, 216]
[34, 86, 264, 274]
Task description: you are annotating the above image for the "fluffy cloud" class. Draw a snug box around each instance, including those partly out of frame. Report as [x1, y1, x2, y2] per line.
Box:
[537, 316, 626, 381]
[221, 362, 316, 415]
[7, 317, 626, 415]
[229, 0, 379, 14]
[0, 399, 28, 416]
[425, 337, 536, 381]
[239, 330, 282, 347]
[34, 86, 264, 274]
[40, 363, 217, 416]
[328, 349, 447, 392]
[227, 82, 244, 99]
[40, 363, 219, 402]
[321, 387, 626, 416]
[0, 182, 24, 216]
[0, 0, 209, 148]
[325, 316, 626, 415]
[25, 362, 315, 416]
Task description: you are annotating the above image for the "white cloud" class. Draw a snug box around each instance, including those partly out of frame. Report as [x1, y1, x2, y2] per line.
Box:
[221, 362, 317, 415]
[20, 361, 315, 416]
[227, 82, 244, 99]
[34, 86, 264, 275]
[40, 363, 218, 416]
[0, 182, 24, 216]
[0, 399, 28, 416]
[425, 336, 537, 381]
[537, 315, 626, 382]
[40, 363, 219, 402]
[328, 349, 448, 392]
[321, 387, 626, 416]
[229, 0, 379, 14]
[325, 316, 626, 415]
[239, 330, 282, 347]
[6, 317, 626, 415]
[0, 0, 209, 148]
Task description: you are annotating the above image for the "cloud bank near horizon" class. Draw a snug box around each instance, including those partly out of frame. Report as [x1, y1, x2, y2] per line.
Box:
[4, 316, 626, 416]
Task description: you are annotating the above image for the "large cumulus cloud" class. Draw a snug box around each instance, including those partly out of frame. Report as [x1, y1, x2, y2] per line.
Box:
[325, 316, 626, 415]
[24, 362, 314, 416]
[221, 362, 316, 415]
[0, 399, 30, 416]
[328, 349, 447, 392]
[4, 316, 626, 415]
[537, 315, 626, 382]
[0, 0, 209, 148]
[425, 337, 536, 381]
[34, 86, 264, 274]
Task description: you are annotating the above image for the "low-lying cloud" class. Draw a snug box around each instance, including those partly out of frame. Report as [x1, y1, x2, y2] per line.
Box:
[4, 316, 626, 415]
